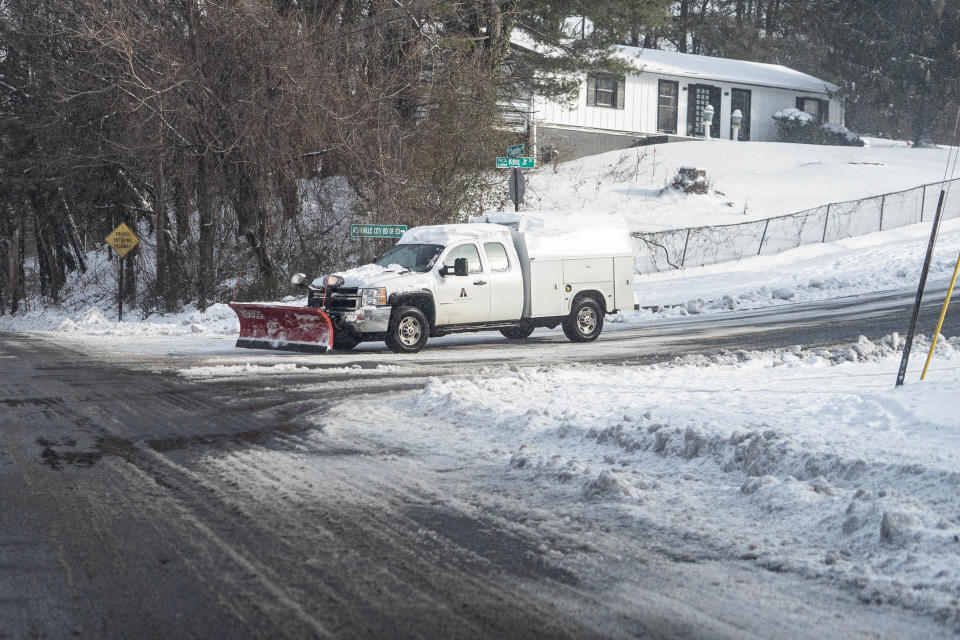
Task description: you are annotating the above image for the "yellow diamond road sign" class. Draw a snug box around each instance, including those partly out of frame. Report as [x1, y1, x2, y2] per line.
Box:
[106, 222, 139, 258]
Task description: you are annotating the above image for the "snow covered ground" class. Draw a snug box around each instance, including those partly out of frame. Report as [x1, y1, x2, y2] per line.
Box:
[624, 216, 960, 312]
[525, 140, 954, 231]
[4, 216, 958, 350]
[3, 146, 959, 632]
[287, 336, 959, 630]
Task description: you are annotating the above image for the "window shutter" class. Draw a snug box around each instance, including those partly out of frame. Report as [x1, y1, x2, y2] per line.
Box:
[821, 99, 829, 123]
[586, 75, 596, 106]
[795, 97, 803, 110]
[617, 77, 625, 109]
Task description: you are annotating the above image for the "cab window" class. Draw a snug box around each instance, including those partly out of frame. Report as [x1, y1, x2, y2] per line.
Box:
[483, 242, 510, 271]
[443, 243, 483, 273]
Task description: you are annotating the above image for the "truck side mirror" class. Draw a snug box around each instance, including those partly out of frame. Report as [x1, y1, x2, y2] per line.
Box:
[439, 257, 469, 277]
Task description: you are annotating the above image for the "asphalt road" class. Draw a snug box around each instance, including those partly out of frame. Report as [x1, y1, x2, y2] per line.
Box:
[1, 288, 956, 639]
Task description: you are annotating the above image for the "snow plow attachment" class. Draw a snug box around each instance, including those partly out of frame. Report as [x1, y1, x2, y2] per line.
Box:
[229, 303, 333, 353]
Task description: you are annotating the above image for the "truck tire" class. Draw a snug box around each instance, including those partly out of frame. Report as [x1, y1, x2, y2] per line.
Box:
[332, 333, 360, 351]
[500, 322, 534, 340]
[386, 306, 429, 353]
[562, 297, 603, 342]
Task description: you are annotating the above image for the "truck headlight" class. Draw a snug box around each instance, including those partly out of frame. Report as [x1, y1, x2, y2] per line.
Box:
[361, 287, 387, 306]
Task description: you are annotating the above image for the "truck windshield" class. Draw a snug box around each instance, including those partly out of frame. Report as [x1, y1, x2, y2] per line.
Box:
[374, 243, 443, 273]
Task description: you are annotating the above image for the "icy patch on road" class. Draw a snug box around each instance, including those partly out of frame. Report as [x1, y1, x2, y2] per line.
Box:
[179, 362, 408, 378]
[348, 336, 960, 628]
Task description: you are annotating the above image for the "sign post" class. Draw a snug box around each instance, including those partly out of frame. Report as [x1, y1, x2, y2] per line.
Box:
[105, 222, 140, 322]
[499, 145, 532, 211]
[508, 168, 525, 212]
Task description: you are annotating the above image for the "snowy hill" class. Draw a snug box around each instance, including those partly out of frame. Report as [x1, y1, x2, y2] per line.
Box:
[523, 140, 953, 231]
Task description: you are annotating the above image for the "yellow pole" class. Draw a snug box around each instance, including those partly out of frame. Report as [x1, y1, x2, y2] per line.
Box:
[921, 250, 960, 380]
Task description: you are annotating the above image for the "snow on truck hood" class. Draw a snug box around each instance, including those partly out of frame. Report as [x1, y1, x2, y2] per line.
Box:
[312, 263, 432, 290]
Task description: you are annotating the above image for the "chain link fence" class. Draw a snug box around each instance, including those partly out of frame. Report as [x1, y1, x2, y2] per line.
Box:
[631, 179, 960, 273]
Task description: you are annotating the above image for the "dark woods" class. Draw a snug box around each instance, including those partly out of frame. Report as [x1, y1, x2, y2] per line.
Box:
[1, 1, 958, 315]
[0, 0, 528, 314]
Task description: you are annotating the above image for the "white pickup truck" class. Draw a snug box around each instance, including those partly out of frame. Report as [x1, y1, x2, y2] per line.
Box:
[296, 212, 634, 353]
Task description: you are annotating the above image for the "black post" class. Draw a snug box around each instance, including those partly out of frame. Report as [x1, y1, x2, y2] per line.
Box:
[118, 255, 124, 322]
[511, 168, 520, 212]
[758, 218, 770, 256]
[920, 185, 926, 222]
[896, 189, 947, 386]
[822, 204, 830, 243]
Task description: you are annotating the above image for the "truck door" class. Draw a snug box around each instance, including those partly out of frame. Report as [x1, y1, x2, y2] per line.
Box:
[482, 241, 523, 321]
[434, 243, 491, 325]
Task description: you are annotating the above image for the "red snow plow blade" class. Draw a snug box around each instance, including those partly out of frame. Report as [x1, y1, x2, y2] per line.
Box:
[229, 303, 333, 353]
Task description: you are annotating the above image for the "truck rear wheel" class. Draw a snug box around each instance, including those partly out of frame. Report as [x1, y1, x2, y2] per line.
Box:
[563, 297, 603, 342]
[386, 306, 429, 353]
[500, 322, 534, 340]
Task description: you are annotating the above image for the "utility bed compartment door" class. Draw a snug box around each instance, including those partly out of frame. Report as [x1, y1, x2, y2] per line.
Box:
[529, 260, 565, 317]
[563, 258, 613, 283]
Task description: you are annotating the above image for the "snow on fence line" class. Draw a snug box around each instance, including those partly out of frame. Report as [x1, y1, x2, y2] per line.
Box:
[631, 178, 960, 272]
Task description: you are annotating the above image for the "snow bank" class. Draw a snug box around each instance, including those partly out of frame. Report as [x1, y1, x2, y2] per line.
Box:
[0, 301, 242, 337]
[526, 141, 954, 231]
[621, 216, 960, 312]
[357, 337, 960, 628]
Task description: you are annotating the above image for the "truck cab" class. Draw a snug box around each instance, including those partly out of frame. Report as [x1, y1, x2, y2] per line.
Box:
[300, 215, 634, 353]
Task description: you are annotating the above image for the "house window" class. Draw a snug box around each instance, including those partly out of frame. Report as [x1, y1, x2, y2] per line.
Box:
[586, 74, 624, 109]
[657, 80, 679, 134]
[595, 74, 617, 107]
[796, 97, 829, 124]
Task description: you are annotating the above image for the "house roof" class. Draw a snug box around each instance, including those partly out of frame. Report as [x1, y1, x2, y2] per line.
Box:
[614, 47, 839, 94]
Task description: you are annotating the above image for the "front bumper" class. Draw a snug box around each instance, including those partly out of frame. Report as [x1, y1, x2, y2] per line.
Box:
[329, 305, 391, 334]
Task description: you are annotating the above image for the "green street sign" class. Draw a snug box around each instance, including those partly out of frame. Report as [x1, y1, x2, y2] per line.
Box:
[350, 224, 407, 239]
[507, 143, 525, 158]
[496, 157, 535, 169]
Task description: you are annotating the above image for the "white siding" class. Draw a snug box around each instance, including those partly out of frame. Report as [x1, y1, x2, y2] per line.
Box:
[534, 72, 844, 143]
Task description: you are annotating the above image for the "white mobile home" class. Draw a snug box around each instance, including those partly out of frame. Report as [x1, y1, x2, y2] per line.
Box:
[532, 47, 842, 160]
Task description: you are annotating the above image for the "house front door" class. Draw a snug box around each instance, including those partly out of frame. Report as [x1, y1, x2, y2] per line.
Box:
[686, 84, 721, 138]
[731, 88, 752, 140]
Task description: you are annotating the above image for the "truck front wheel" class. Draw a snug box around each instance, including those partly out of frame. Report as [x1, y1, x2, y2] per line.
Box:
[500, 321, 534, 340]
[386, 306, 429, 353]
[563, 297, 603, 342]
[332, 332, 360, 351]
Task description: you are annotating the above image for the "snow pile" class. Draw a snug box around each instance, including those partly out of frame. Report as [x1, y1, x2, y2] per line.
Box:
[525, 141, 953, 231]
[365, 337, 960, 627]
[0, 302, 243, 337]
[618, 216, 960, 312]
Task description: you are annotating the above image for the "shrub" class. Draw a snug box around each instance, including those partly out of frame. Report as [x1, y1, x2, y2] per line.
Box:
[772, 109, 864, 146]
[773, 108, 816, 143]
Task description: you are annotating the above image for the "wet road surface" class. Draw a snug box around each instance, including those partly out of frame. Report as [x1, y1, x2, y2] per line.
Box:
[1, 288, 956, 639]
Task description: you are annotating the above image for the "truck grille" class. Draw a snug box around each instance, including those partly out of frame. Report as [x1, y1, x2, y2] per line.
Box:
[309, 287, 359, 311]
